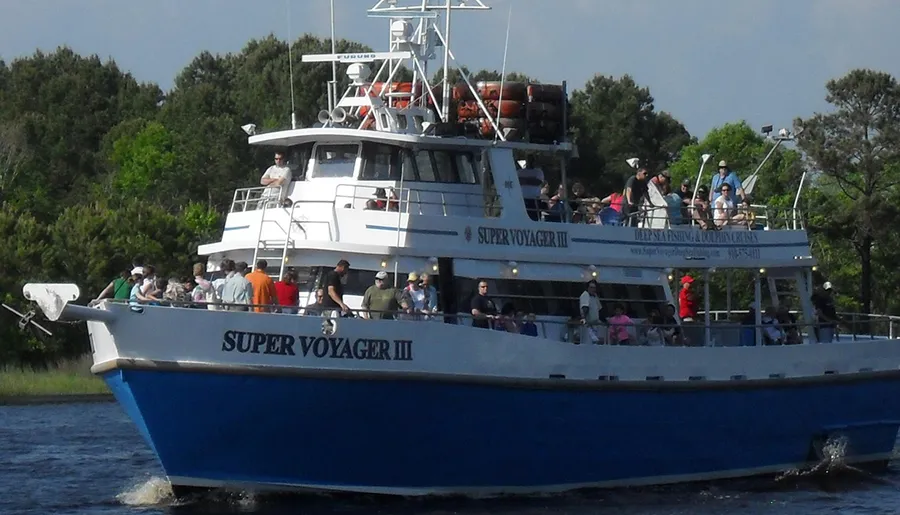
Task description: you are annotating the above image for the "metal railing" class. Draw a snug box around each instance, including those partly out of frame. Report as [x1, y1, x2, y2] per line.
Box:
[231, 187, 275, 213]
[705, 310, 900, 341]
[552, 199, 805, 231]
[334, 183, 495, 217]
[101, 299, 893, 347]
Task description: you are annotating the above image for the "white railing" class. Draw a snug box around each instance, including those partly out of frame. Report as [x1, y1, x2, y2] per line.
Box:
[334, 183, 495, 217]
[704, 310, 899, 341]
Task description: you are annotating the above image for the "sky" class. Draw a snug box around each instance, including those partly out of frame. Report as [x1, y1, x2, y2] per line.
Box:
[2, 0, 899, 138]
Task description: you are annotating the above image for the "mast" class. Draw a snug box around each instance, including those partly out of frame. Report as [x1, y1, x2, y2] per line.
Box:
[441, 0, 452, 122]
[366, 0, 490, 124]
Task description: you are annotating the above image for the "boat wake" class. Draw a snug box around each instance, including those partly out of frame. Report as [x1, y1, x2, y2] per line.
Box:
[116, 476, 175, 506]
[773, 435, 900, 491]
[117, 476, 261, 510]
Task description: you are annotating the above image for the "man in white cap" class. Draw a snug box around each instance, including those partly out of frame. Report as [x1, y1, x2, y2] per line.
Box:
[710, 160, 745, 205]
[360, 271, 401, 320]
[811, 281, 839, 343]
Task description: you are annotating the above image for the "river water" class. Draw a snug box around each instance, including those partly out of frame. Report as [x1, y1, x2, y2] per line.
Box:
[3, 402, 900, 515]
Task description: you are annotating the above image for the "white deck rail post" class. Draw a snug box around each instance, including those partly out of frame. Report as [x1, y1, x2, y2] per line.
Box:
[704, 270, 711, 346]
[754, 270, 763, 346]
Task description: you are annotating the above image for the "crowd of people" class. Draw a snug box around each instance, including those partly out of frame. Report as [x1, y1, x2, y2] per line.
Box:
[517, 158, 758, 230]
[91, 255, 842, 346]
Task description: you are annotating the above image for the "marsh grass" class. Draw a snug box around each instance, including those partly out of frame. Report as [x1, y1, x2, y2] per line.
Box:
[0, 355, 107, 397]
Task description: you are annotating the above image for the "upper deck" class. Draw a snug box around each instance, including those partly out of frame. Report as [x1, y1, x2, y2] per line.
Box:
[199, 128, 811, 270]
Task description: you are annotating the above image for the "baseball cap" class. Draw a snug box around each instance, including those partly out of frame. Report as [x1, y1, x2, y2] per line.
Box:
[681, 275, 695, 285]
[681, 178, 691, 186]
[407, 272, 419, 283]
[823, 281, 833, 290]
[375, 271, 388, 280]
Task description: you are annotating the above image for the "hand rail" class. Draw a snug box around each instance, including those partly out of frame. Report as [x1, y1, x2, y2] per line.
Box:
[333, 183, 494, 216]
[97, 299, 894, 346]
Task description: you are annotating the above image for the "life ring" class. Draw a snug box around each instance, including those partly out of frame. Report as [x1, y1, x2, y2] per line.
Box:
[499, 117, 527, 131]
[359, 82, 421, 97]
[527, 84, 565, 102]
[486, 99, 523, 118]
[527, 101, 562, 120]
[476, 81, 527, 101]
[453, 83, 474, 101]
[456, 100, 481, 120]
[457, 100, 523, 119]
[477, 117, 526, 138]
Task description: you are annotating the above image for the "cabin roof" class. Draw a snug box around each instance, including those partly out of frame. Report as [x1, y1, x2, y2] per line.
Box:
[248, 127, 574, 154]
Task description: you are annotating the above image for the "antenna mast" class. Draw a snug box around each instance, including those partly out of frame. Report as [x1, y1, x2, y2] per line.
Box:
[440, 0, 452, 123]
[287, 0, 297, 129]
[494, 3, 513, 141]
[329, 0, 338, 113]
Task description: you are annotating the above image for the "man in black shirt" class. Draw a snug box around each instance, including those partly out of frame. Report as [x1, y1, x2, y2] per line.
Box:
[322, 259, 351, 315]
[470, 280, 497, 329]
[811, 281, 839, 343]
[623, 166, 649, 227]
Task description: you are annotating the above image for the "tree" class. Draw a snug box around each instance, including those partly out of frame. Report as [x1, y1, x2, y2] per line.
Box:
[795, 69, 900, 315]
[0, 47, 161, 219]
[569, 74, 692, 195]
[668, 121, 804, 208]
[0, 121, 29, 200]
[109, 121, 177, 202]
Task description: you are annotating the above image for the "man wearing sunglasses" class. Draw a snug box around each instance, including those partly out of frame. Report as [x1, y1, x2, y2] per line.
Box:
[710, 160, 745, 205]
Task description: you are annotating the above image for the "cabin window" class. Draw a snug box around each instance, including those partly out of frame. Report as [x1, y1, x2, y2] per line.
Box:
[399, 149, 417, 181]
[415, 150, 437, 182]
[312, 144, 358, 179]
[312, 267, 391, 298]
[397, 115, 408, 130]
[481, 150, 501, 217]
[454, 277, 667, 318]
[413, 116, 424, 131]
[287, 143, 313, 180]
[361, 143, 401, 181]
[432, 150, 459, 183]
[455, 152, 478, 184]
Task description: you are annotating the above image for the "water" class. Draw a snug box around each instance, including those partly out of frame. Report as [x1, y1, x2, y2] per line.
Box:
[3, 402, 900, 515]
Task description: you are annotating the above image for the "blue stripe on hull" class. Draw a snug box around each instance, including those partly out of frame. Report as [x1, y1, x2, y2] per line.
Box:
[102, 369, 900, 494]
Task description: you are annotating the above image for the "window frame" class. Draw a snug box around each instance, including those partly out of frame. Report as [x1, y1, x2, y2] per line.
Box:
[308, 142, 361, 179]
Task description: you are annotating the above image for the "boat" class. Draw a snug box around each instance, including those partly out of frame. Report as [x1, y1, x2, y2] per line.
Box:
[17, 0, 900, 498]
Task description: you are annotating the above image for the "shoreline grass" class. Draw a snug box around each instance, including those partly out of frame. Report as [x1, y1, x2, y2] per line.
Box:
[0, 355, 108, 397]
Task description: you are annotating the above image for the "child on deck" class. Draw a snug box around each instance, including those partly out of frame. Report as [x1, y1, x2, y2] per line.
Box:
[607, 304, 635, 345]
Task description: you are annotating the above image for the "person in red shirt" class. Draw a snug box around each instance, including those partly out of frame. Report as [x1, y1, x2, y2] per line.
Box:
[275, 271, 300, 314]
[678, 275, 698, 322]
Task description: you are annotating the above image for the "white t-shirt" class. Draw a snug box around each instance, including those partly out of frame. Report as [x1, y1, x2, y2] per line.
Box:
[714, 196, 734, 226]
[408, 288, 426, 311]
[579, 291, 602, 323]
[261, 164, 293, 201]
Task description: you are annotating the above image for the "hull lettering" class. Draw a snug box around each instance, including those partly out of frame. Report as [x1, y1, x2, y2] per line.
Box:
[223, 332, 413, 361]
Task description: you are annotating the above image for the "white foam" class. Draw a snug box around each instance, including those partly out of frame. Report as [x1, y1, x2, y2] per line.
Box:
[116, 476, 174, 506]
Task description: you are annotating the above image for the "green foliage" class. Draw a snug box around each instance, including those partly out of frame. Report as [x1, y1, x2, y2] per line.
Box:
[569, 74, 693, 195]
[796, 69, 900, 314]
[110, 121, 177, 199]
[668, 121, 804, 207]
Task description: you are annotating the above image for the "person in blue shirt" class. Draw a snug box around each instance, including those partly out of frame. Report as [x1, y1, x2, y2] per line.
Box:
[710, 160, 745, 204]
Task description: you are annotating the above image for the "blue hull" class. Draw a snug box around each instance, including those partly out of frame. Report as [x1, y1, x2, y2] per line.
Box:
[103, 368, 900, 495]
